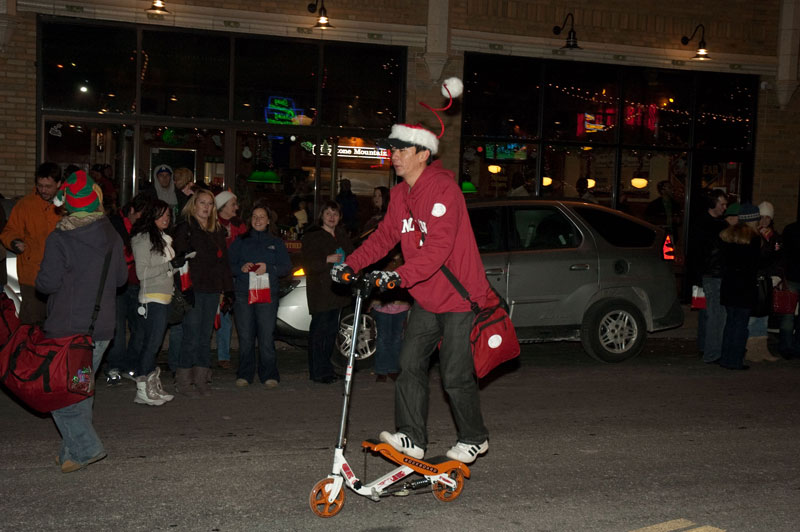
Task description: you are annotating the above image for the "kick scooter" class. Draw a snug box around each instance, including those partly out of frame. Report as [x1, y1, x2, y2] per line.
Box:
[309, 273, 471, 518]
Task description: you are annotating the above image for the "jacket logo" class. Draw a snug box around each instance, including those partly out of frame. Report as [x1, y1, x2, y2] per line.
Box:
[401, 217, 427, 235]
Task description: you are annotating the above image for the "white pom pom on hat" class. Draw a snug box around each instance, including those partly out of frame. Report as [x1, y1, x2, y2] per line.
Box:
[442, 77, 463, 99]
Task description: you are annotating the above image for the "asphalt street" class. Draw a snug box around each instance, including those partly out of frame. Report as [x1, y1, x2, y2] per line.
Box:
[1, 326, 799, 532]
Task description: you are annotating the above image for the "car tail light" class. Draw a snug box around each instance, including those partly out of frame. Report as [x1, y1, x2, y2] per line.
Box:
[662, 235, 675, 261]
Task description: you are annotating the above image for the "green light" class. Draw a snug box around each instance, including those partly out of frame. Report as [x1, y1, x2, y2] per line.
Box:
[461, 181, 477, 194]
[248, 170, 280, 183]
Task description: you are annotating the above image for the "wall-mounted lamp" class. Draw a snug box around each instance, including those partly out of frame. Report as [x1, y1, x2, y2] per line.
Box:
[553, 13, 581, 49]
[681, 24, 710, 61]
[488, 165, 502, 174]
[146, 0, 170, 15]
[308, 0, 333, 30]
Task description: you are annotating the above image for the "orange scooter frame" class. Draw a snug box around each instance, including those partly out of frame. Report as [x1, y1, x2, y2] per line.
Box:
[309, 274, 471, 518]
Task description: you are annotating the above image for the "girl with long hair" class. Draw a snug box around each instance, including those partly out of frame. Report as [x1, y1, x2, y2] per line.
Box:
[130, 199, 176, 405]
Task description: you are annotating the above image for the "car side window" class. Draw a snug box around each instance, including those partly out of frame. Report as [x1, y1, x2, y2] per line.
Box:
[573, 206, 655, 247]
[510, 206, 580, 251]
[468, 207, 504, 252]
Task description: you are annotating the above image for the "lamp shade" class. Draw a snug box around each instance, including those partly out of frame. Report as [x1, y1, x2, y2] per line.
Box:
[248, 170, 280, 183]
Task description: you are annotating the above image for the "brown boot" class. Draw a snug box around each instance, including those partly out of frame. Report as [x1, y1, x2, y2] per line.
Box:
[175, 368, 197, 397]
[193, 366, 212, 396]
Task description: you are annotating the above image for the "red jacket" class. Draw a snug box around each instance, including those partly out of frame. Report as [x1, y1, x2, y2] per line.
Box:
[347, 161, 490, 313]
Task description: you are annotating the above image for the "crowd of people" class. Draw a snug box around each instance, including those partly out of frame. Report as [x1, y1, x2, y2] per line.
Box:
[691, 191, 800, 370]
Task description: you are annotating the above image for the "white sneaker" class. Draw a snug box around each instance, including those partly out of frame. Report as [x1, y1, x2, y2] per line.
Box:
[379, 431, 424, 459]
[446, 440, 489, 464]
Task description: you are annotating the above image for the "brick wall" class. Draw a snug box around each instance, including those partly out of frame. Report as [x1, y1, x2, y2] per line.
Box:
[0, 12, 36, 199]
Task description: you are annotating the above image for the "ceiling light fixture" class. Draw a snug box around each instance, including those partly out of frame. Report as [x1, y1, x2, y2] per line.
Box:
[308, 0, 333, 30]
[681, 24, 710, 61]
[553, 12, 581, 49]
[146, 1, 170, 15]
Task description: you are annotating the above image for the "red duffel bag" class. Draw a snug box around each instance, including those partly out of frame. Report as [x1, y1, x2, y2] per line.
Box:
[0, 291, 21, 348]
[0, 324, 95, 413]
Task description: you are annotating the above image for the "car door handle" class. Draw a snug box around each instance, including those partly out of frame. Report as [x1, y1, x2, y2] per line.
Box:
[569, 263, 590, 271]
[484, 268, 504, 275]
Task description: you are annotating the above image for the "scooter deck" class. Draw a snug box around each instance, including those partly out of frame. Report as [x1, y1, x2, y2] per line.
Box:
[362, 439, 471, 478]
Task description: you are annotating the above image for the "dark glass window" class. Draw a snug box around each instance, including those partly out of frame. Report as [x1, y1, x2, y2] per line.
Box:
[234, 37, 318, 124]
[621, 68, 692, 147]
[542, 61, 619, 144]
[574, 206, 656, 247]
[320, 42, 404, 129]
[462, 53, 540, 139]
[467, 206, 505, 252]
[695, 73, 757, 151]
[141, 30, 230, 119]
[509, 206, 580, 250]
[41, 22, 136, 114]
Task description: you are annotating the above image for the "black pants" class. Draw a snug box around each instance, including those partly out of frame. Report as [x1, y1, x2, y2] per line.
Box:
[308, 308, 340, 381]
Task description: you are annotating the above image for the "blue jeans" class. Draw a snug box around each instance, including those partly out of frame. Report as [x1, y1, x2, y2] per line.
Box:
[168, 323, 182, 372]
[720, 307, 751, 369]
[308, 308, 340, 381]
[372, 309, 406, 375]
[702, 277, 726, 362]
[178, 292, 219, 369]
[216, 311, 232, 362]
[395, 305, 488, 449]
[106, 284, 143, 373]
[51, 340, 110, 465]
[136, 302, 169, 377]
[778, 280, 800, 355]
[747, 315, 768, 337]
[233, 296, 279, 383]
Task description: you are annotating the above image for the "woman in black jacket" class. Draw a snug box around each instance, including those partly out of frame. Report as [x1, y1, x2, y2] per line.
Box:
[301, 200, 354, 383]
[171, 189, 234, 395]
[718, 204, 762, 370]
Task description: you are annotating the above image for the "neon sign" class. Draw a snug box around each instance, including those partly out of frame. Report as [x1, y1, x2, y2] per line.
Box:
[300, 141, 389, 160]
[265, 97, 304, 125]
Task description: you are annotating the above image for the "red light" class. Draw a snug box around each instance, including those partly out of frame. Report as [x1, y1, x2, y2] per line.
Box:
[476, 146, 484, 153]
[662, 235, 675, 261]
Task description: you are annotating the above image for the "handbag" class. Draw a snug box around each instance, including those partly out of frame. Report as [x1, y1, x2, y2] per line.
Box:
[248, 272, 271, 304]
[690, 285, 706, 310]
[167, 291, 191, 325]
[772, 279, 799, 315]
[752, 273, 772, 317]
[0, 252, 111, 413]
[440, 265, 521, 379]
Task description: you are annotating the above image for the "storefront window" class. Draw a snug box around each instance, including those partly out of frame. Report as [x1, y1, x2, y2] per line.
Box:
[460, 141, 537, 198]
[462, 54, 540, 139]
[695, 73, 757, 151]
[541, 145, 615, 206]
[234, 37, 318, 124]
[621, 68, 692, 147]
[320, 43, 403, 129]
[542, 61, 619, 144]
[140, 30, 230, 119]
[41, 22, 136, 114]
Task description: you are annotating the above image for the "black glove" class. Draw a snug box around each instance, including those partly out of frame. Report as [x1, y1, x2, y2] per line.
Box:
[170, 254, 187, 269]
[371, 271, 401, 291]
[220, 291, 235, 314]
[9, 239, 23, 255]
[331, 263, 355, 284]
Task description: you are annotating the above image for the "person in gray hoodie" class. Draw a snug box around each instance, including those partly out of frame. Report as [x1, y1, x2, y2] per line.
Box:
[36, 170, 127, 473]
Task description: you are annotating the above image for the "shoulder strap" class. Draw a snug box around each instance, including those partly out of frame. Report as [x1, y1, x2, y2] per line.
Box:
[88, 251, 113, 337]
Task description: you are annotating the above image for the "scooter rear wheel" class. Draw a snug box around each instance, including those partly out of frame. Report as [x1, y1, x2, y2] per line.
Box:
[432, 468, 465, 502]
[309, 478, 345, 517]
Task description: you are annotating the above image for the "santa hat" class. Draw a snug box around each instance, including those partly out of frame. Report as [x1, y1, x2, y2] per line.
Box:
[54, 170, 102, 214]
[378, 77, 464, 155]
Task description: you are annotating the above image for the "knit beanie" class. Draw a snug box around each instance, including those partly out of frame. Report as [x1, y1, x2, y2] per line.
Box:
[738, 203, 760, 222]
[215, 190, 236, 210]
[723, 203, 741, 217]
[55, 170, 102, 215]
[758, 201, 774, 219]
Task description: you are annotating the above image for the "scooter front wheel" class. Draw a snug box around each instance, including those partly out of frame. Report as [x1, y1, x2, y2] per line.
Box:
[309, 478, 345, 517]
[432, 468, 465, 502]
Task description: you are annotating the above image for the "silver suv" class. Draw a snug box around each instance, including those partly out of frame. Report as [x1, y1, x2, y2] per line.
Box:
[277, 199, 683, 363]
[469, 199, 682, 362]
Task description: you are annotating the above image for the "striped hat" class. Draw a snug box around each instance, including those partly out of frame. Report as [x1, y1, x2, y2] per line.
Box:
[55, 170, 103, 214]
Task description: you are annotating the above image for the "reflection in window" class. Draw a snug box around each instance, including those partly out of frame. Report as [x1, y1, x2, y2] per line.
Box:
[139, 126, 225, 190]
[320, 42, 404, 128]
[542, 61, 618, 144]
[41, 22, 136, 114]
[510, 206, 580, 250]
[141, 31, 230, 118]
[234, 38, 318, 124]
[468, 207, 504, 252]
[621, 68, 692, 147]
[461, 142, 537, 198]
[695, 73, 757, 150]
[541, 145, 615, 206]
[462, 53, 540, 138]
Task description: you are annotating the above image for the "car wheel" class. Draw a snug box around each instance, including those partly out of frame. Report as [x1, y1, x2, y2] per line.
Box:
[580, 299, 646, 363]
[336, 311, 377, 360]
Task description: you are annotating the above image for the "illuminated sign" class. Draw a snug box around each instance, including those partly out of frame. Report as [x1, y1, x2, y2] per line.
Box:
[265, 96, 304, 125]
[301, 141, 389, 160]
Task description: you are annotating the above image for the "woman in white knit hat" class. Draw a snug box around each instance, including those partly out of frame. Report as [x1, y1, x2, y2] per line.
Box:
[745, 201, 781, 362]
